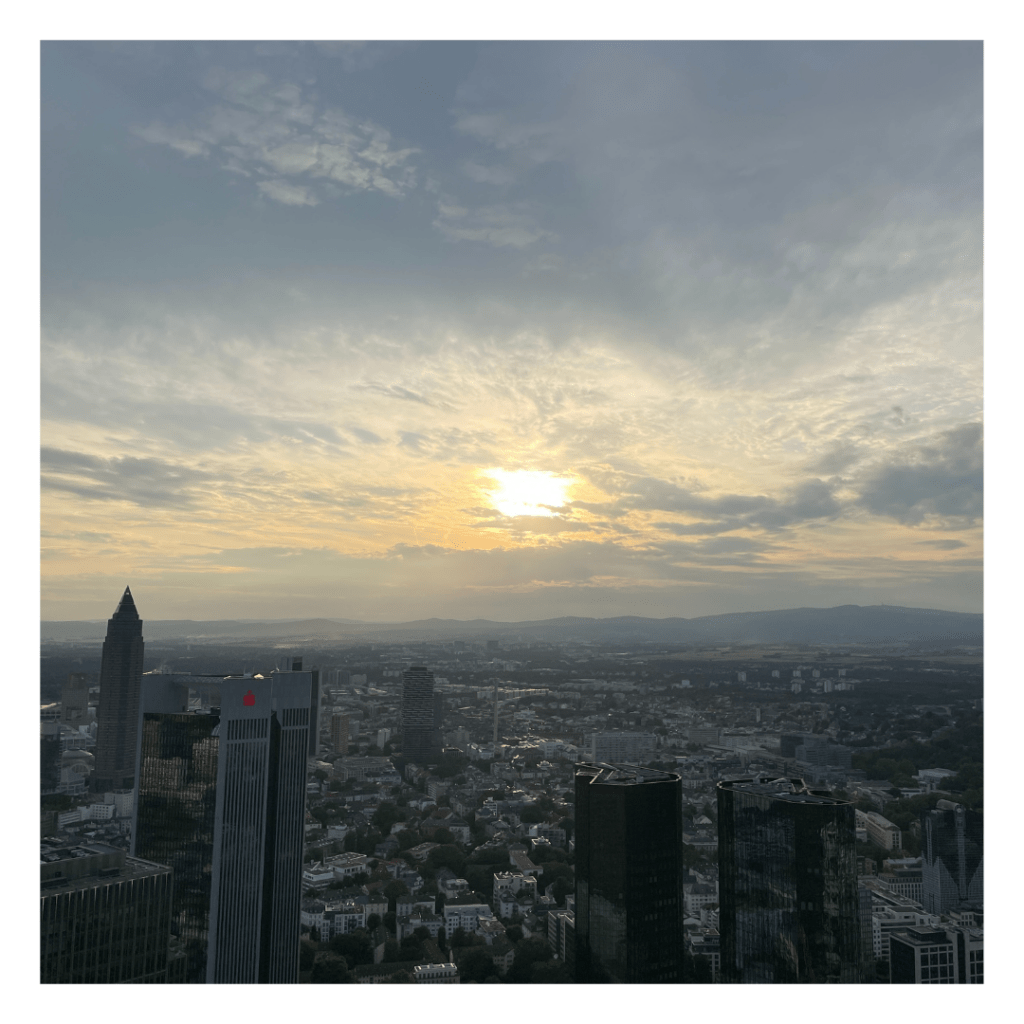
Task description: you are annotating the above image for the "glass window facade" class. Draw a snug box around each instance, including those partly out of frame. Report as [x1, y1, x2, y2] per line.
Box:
[133, 712, 220, 984]
[41, 849, 174, 984]
[717, 778, 860, 983]
[574, 763, 684, 983]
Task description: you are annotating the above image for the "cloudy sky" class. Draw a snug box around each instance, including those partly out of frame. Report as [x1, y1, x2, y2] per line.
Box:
[40, 40, 982, 622]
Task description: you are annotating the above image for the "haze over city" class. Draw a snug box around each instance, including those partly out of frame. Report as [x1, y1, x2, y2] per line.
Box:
[41, 41, 981, 624]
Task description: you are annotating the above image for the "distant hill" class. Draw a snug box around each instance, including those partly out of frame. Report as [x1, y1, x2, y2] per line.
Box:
[41, 605, 982, 647]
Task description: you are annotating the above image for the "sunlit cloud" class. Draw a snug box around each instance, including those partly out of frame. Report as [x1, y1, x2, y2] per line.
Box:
[40, 41, 982, 619]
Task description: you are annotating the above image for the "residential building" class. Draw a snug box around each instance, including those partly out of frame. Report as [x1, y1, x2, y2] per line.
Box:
[717, 776, 860, 983]
[40, 840, 180, 983]
[132, 671, 310, 983]
[574, 762, 684, 983]
[91, 587, 145, 793]
[443, 894, 495, 938]
[412, 962, 460, 983]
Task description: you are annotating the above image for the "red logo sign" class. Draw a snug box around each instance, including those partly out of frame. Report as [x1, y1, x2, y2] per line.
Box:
[243, 690, 255, 707]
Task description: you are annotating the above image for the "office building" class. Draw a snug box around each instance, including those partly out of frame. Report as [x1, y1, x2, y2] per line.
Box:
[91, 587, 145, 794]
[717, 776, 860, 983]
[574, 762, 684, 983]
[61, 673, 91, 725]
[921, 801, 983, 915]
[402, 666, 442, 765]
[331, 713, 350, 755]
[588, 731, 657, 764]
[40, 839, 182, 983]
[132, 671, 310, 983]
[889, 925, 983, 984]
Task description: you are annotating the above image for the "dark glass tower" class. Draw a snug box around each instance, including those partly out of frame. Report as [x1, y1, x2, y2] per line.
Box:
[132, 672, 310, 983]
[717, 776, 860, 983]
[921, 801, 983, 914]
[91, 587, 144, 794]
[402, 666, 442, 765]
[574, 762, 684, 983]
[40, 840, 176, 983]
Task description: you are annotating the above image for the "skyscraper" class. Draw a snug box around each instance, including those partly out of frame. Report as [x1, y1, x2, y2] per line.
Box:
[40, 839, 181, 983]
[717, 776, 860, 983]
[132, 671, 310, 983]
[574, 762, 684, 983]
[921, 800, 983, 915]
[401, 666, 442, 765]
[91, 587, 145, 793]
[60, 673, 90, 725]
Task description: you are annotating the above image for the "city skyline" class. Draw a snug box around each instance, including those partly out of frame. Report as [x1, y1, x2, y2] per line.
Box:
[41, 41, 982, 624]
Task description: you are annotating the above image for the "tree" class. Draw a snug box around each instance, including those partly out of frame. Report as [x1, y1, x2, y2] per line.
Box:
[427, 844, 466, 874]
[310, 954, 353, 984]
[432, 827, 455, 846]
[383, 880, 409, 908]
[366, 913, 382, 932]
[299, 940, 317, 972]
[459, 947, 498, 983]
[329, 931, 374, 967]
[372, 801, 403, 832]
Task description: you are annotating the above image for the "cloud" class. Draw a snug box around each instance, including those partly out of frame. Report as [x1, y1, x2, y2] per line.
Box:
[856, 422, 982, 525]
[134, 69, 418, 205]
[41, 447, 219, 508]
[577, 470, 843, 532]
[256, 179, 318, 206]
[433, 199, 554, 248]
[915, 539, 968, 550]
[461, 160, 516, 185]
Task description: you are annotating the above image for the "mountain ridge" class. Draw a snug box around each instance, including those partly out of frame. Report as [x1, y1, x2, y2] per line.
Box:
[40, 604, 982, 646]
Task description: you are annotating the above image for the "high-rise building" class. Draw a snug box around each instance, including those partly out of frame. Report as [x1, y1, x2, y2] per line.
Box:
[588, 731, 657, 764]
[402, 666, 442, 765]
[574, 762, 684, 983]
[717, 776, 860, 983]
[61, 673, 91, 725]
[91, 587, 145, 794]
[40, 839, 183, 983]
[132, 671, 310, 983]
[921, 800, 983, 915]
[331, 713, 351, 755]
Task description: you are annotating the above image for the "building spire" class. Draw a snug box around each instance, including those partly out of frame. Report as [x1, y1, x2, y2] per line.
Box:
[114, 586, 140, 619]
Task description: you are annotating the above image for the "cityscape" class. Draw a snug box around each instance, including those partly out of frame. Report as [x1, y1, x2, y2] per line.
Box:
[40, 39, 983, 990]
[40, 593, 983, 984]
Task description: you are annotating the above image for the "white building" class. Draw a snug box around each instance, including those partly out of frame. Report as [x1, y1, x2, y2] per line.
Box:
[443, 895, 495, 938]
[413, 963, 459, 983]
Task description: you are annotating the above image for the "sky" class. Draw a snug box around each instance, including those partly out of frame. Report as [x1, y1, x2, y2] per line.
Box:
[39, 40, 983, 623]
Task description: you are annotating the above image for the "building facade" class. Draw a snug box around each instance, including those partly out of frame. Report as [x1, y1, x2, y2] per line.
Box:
[921, 801, 983, 915]
[61, 673, 91, 725]
[40, 840, 179, 983]
[717, 776, 860, 983]
[574, 762, 684, 983]
[132, 671, 310, 983]
[889, 925, 984, 984]
[402, 666, 442, 765]
[91, 587, 145, 793]
[588, 731, 657, 764]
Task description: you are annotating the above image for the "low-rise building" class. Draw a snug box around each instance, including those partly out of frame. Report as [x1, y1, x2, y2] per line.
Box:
[413, 962, 460, 983]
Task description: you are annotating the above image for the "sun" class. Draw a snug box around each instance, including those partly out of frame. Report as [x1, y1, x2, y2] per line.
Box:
[484, 469, 572, 517]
